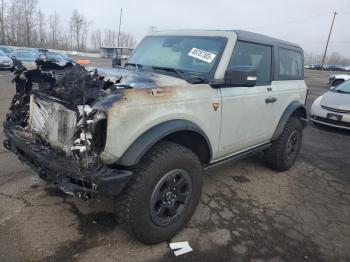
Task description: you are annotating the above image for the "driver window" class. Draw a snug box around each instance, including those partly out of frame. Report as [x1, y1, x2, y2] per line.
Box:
[228, 41, 272, 85]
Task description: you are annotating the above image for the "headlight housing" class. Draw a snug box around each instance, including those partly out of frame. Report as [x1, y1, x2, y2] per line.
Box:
[312, 95, 323, 107]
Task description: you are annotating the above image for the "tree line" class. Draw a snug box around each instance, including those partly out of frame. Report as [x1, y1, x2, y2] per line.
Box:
[0, 0, 136, 52]
[305, 52, 350, 66]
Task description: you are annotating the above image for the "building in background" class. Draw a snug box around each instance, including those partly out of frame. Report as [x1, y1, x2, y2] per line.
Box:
[100, 47, 134, 67]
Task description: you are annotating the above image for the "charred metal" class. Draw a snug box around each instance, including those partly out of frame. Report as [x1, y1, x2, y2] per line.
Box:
[3, 59, 133, 198]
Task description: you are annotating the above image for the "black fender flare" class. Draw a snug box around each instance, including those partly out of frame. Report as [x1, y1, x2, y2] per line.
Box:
[117, 119, 213, 166]
[271, 101, 307, 141]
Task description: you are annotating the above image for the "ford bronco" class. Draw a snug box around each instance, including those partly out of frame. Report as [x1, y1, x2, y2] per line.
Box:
[3, 30, 307, 244]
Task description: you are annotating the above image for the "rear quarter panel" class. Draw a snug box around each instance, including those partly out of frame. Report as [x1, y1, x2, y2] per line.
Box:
[270, 80, 307, 131]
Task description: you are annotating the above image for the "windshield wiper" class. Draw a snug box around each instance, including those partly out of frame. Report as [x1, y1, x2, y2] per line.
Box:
[151, 66, 208, 84]
[151, 66, 185, 78]
[186, 76, 208, 84]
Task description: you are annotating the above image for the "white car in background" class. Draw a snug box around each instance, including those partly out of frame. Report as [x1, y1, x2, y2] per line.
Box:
[0, 50, 13, 69]
[328, 74, 350, 87]
[310, 80, 350, 130]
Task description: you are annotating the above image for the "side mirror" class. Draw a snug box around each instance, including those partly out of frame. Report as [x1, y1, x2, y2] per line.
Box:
[224, 66, 257, 87]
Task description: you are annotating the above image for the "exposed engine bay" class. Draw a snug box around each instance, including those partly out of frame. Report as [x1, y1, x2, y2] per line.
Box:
[3, 59, 133, 198]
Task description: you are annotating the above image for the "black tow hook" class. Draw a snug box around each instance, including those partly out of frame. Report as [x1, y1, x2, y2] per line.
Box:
[59, 178, 91, 200]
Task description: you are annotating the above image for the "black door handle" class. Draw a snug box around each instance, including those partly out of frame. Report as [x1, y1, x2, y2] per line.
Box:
[265, 97, 277, 103]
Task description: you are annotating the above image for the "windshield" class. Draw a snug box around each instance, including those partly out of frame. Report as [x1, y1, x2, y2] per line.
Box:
[334, 80, 350, 94]
[128, 36, 226, 76]
[16, 50, 38, 59]
[0, 50, 6, 56]
[0, 47, 12, 54]
[47, 52, 64, 59]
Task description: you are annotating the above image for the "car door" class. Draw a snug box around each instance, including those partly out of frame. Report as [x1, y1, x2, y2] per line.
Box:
[219, 41, 276, 158]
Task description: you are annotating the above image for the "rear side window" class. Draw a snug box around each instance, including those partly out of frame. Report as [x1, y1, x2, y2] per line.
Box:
[278, 48, 303, 79]
[228, 41, 272, 85]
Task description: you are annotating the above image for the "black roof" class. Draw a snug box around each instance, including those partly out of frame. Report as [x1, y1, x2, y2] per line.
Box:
[233, 30, 302, 50]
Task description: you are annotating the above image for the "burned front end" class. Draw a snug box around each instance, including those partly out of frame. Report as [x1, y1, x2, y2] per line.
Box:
[3, 60, 132, 198]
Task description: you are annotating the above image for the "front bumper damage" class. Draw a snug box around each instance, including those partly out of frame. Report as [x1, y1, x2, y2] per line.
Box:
[3, 59, 132, 198]
[3, 129, 131, 197]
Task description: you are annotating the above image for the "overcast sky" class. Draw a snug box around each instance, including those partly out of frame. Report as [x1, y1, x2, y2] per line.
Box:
[39, 0, 350, 58]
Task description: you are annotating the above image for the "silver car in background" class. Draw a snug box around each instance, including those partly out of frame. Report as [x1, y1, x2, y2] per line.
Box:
[0, 50, 13, 69]
[310, 80, 350, 130]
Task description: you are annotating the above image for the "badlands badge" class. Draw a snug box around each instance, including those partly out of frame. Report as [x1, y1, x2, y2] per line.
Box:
[188, 48, 216, 63]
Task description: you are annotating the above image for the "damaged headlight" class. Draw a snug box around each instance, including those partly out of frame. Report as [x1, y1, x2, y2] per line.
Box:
[72, 108, 107, 159]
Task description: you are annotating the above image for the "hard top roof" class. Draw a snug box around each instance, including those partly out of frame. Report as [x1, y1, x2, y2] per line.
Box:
[152, 29, 302, 50]
[233, 30, 301, 49]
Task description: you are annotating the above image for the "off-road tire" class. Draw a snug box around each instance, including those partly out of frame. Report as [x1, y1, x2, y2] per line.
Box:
[264, 117, 303, 171]
[114, 142, 203, 244]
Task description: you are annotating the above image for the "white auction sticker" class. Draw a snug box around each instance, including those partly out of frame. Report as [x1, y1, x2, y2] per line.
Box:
[188, 48, 216, 63]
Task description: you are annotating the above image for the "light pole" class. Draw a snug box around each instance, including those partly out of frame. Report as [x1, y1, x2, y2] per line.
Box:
[117, 8, 123, 48]
[321, 11, 337, 69]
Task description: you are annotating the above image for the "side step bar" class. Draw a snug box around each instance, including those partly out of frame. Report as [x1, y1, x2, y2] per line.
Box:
[204, 143, 271, 171]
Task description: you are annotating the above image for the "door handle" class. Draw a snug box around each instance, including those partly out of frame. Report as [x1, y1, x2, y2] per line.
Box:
[265, 96, 277, 103]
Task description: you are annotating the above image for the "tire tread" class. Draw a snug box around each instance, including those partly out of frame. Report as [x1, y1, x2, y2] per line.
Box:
[114, 142, 202, 244]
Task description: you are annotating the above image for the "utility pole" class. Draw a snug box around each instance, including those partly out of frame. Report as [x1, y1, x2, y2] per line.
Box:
[321, 11, 337, 69]
[117, 8, 123, 48]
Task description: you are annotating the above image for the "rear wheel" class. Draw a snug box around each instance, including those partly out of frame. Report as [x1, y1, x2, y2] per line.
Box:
[114, 142, 203, 244]
[264, 117, 303, 171]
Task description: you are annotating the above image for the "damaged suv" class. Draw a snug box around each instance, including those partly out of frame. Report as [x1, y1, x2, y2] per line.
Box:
[3, 30, 307, 244]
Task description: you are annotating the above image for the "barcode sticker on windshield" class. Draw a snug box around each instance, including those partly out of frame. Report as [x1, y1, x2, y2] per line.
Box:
[188, 48, 216, 63]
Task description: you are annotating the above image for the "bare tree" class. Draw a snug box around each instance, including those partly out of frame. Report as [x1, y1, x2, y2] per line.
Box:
[37, 9, 46, 47]
[100, 29, 136, 48]
[0, 3, 138, 53]
[103, 29, 116, 47]
[6, 0, 19, 45]
[0, 0, 6, 44]
[18, 0, 38, 46]
[118, 31, 136, 47]
[60, 26, 71, 50]
[90, 29, 102, 51]
[70, 9, 89, 51]
[326, 52, 350, 66]
[48, 12, 59, 48]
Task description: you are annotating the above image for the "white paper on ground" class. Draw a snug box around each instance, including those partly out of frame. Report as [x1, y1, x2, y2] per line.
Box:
[169, 241, 193, 256]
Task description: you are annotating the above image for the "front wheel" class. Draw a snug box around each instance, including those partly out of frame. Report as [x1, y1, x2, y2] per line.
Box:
[264, 117, 303, 171]
[114, 142, 203, 244]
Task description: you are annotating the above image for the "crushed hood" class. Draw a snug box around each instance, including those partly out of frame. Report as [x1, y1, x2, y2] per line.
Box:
[321, 91, 350, 111]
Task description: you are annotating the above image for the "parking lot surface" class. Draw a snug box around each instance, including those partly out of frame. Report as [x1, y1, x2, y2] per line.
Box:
[0, 61, 349, 262]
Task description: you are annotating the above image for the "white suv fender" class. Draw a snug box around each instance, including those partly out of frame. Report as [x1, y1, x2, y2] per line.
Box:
[117, 119, 212, 166]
